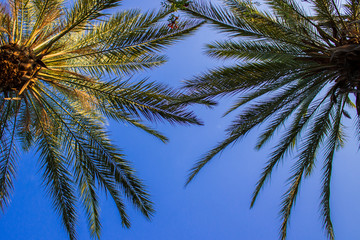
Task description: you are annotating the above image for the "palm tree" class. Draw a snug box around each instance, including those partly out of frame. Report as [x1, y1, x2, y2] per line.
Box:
[169, 0, 360, 239]
[0, 0, 203, 239]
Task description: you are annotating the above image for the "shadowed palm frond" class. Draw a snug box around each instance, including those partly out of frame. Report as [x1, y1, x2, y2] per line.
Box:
[173, 0, 360, 238]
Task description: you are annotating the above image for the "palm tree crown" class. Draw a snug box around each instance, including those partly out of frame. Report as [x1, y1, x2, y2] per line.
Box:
[174, 0, 360, 239]
[0, 0, 203, 239]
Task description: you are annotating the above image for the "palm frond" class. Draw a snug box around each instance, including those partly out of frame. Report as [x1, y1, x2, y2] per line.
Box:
[0, 0, 203, 238]
[176, 0, 360, 238]
[319, 94, 346, 240]
[0, 102, 19, 212]
[279, 96, 333, 240]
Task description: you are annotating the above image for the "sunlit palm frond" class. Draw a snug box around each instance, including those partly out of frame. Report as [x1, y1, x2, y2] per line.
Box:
[0, 0, 203, 239]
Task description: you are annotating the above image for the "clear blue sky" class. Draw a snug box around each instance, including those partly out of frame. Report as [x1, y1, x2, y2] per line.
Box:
[1, 1, 360, 240]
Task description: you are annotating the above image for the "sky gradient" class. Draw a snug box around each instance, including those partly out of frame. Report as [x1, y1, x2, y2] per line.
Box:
[1, 1, 360, 239]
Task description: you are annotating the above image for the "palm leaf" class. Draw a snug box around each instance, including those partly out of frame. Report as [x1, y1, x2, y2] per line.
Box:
[176, 0, 360, 238]
[0, 0, 204, 238]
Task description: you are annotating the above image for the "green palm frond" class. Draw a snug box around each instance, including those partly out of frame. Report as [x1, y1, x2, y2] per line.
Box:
[174, 0, 360, 238]
[0, 101, 19, 211]
[206, 40, 302, 62]
[0, 0, 204, 239]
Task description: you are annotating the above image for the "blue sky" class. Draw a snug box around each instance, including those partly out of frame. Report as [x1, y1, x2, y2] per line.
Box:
[1, 0, 360, 239]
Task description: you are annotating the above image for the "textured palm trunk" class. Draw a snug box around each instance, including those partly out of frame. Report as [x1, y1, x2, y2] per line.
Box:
[0, 43, 45, 98]
[330, 44, 360, 114]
